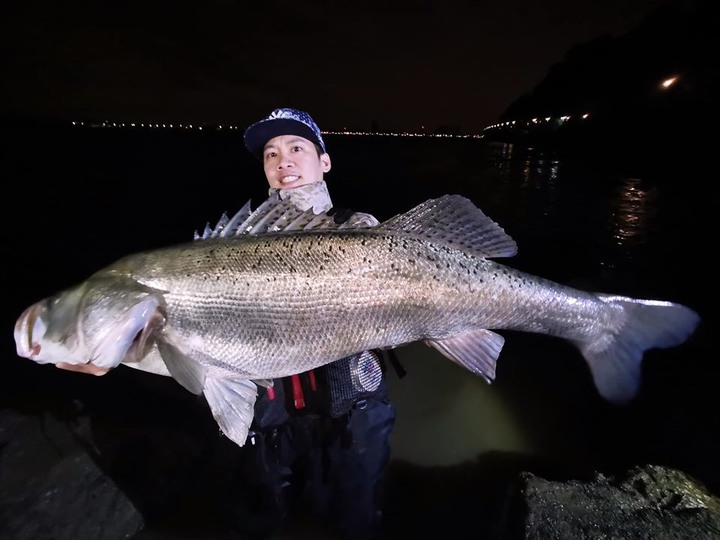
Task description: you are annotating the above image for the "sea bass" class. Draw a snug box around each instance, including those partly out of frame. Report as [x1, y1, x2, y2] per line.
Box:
[13, 194, 700, 447]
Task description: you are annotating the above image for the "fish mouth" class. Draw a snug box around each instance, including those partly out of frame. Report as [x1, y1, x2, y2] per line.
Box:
[14, 302, 43, 359]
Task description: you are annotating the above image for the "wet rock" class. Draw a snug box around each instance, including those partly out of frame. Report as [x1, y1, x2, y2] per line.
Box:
[3, 402, 720, 540]
[507, 464, 720, 539]
[0, 409, 144, 540]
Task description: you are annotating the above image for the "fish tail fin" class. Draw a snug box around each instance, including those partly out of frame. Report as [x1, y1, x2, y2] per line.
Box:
[579, 295, 700, 404]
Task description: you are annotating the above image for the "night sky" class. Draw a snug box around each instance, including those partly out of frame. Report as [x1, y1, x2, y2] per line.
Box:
[1, 0, 669, 133]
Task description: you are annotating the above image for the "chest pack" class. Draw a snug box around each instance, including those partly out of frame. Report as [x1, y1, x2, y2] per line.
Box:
[253, 349, 395, 429]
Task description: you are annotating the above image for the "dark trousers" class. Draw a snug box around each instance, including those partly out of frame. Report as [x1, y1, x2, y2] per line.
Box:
[236, 398, 396, 539]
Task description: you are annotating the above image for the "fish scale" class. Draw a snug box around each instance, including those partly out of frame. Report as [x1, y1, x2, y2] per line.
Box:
[108, 231, 641, 375]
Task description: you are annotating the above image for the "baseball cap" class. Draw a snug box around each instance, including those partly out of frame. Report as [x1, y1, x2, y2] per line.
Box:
[243, 107, 327, 158]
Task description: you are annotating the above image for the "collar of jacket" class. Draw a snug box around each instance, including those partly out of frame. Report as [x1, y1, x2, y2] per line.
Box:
[268, 180, 333, 215]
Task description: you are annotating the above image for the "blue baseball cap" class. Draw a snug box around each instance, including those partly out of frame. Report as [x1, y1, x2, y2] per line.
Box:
[243, 107, 327, 158]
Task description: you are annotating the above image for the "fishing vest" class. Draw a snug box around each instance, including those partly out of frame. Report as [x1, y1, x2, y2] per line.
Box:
[252, 349, 392, 430]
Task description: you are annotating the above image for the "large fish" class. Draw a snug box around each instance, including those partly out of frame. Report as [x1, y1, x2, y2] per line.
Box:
[13, 194, 700, 447]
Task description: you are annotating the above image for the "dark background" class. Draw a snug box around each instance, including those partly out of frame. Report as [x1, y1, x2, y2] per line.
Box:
[1, 0, 679, 133]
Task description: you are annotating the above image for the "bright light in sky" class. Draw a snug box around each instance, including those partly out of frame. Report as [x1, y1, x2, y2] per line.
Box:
[661, 76, 678, 89]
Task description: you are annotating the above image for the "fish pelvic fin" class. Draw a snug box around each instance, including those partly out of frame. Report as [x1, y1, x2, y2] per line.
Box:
[203, 377, 258, 447]
[425, 329, 505, 383]
[579, 295, 701, 404]
[378, 194, 518, 259]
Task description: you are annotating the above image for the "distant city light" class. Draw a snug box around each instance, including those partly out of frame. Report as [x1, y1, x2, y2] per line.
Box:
[68, 120, 483, 138]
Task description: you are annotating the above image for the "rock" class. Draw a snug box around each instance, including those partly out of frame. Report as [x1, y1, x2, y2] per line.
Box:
[0, 409, 144, 540]
[507, 464, 720, 539]
[3, 401, 720, 539]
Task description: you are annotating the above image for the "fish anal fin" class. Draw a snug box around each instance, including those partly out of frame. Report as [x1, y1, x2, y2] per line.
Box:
[156, 336, 206, 395]
[204, 377, 258, 447]
[425, 329, 505, 383]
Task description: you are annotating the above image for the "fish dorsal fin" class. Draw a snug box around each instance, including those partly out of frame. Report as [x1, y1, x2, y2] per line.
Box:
[377, 194, 517, 259]
[243, 198, 359, 233]
[194, 200, 253, 239]
[195, 197, 369, 240]
[220, 200, 254, 236]
[240, 197, 296, 234]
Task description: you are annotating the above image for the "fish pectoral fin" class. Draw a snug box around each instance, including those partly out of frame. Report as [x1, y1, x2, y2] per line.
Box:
[156, 338, 206, 395]
[123, 343, 172, 377]
[425, 329, 505, 383]
[251, 378, 274, 388]
[203, 377, 258, 447]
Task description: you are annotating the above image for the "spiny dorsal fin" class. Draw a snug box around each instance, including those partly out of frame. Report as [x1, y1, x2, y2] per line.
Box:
[240, 198, 344, 234]
[377, 194, 517, 259]
[194, 200, 253, 240]
[194, 198, 371, 240]
[221, 200, 254, 236]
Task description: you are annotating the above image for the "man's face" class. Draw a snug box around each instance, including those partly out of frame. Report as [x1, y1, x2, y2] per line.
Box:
[262, 134, 332, 190]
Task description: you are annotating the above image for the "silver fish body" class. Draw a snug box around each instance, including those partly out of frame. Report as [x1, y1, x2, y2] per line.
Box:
[13, 195, 700, 447]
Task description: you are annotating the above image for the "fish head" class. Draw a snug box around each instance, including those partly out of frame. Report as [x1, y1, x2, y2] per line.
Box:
[14, 274, 165, 375]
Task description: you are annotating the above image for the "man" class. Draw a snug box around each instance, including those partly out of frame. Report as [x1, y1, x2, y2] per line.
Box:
[232, 107, 397, 540]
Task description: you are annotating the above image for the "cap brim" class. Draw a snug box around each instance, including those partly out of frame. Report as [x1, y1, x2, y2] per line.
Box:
[244, 118, 324, 157]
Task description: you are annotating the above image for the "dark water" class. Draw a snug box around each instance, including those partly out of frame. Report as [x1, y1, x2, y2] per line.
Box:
[1, 124, 716, 537]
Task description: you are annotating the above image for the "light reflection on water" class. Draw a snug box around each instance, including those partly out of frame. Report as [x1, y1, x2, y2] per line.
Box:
[610, 177, 652, 245]
[482, 142, 669, 278]
[599, 176, 658, 278]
